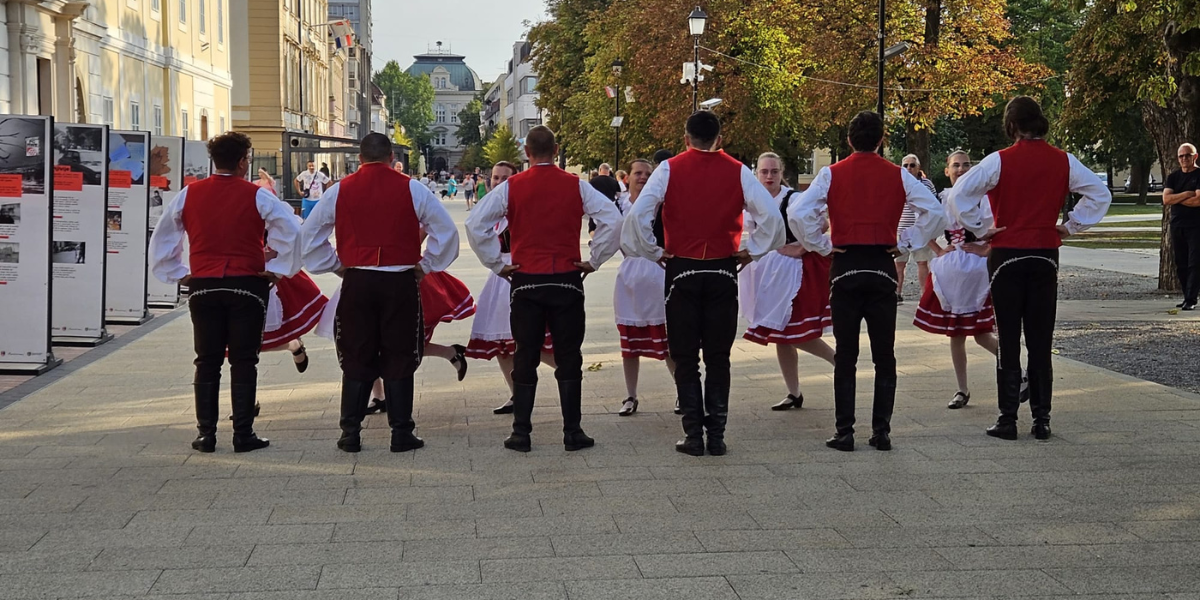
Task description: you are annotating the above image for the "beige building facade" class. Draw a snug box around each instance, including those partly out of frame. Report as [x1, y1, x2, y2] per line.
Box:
[0, 0, 232, 139]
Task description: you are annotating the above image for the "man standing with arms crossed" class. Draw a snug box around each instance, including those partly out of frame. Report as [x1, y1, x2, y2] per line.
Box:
[1165, 143, 1200, 310]
[623, 111, 785, 456]
[467, 126, 622, 452]
[790, 111, 944, 452]
[302, 133, 459, 453]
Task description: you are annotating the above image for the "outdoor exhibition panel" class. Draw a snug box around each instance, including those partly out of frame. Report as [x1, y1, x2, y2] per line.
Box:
[146, 135, 183, 307]
[105, 130, 151, 324]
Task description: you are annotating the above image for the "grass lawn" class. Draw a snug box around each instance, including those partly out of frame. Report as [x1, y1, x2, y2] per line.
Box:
[1105, 203, 1165, 216]
[1094, 219, 1161, 228]
[1064, 240, 1161, 249]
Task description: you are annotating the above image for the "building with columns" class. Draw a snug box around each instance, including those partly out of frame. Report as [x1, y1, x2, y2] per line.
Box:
[0, 0, 233, 139]
[405, 42, 481, 173]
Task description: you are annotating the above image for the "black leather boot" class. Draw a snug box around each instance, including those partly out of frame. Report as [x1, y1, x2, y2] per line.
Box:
[230, 383, 269, 453]
[558, 380, 594, 451]
[869, 376, 896, 451]
[384, 377, 424, 452]
[337, 377, 374, 452]
[674, 379, 705, 456]
[826, 377, 856, 451]
[504, 383, 536, 452]
[703, 379, 729, 456]
[1028, 367, 1052, 440]
[986, 368, 1022, 440]
[191, 381, 220, 453]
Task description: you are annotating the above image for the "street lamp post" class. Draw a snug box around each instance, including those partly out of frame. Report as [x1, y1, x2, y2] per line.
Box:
[612, 58, 623, 170]
[688, 7, 708, 113]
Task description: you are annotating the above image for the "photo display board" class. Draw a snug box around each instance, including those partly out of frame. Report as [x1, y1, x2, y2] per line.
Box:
[0, 116, 59, 372]
[147, 135, 183, 307]
[106, 130, 150, 323]
[50, 123, 110, 344]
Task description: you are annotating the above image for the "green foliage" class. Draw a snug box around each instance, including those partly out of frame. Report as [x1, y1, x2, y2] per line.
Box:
[457, 99, 484, 148]
[373, 61, 435, 148]
[483, 125, 523, 166]
[459, 144, 490, 172]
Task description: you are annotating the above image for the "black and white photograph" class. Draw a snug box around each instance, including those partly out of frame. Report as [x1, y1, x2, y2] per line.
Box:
[106, 210, 122, 231]
[150, 190, 164, 208]
[0, 242, 18, 263]
[0, 203, 18, 225]
[0, 118, 47, 195]
[53, 125, 105, 186]
[51, 241, 86, 264]
[183, 152, 211, 181]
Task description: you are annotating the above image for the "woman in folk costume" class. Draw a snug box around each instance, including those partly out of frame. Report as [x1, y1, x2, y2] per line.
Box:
[258, 178, 323, 376]
[464, 161, 556, 415]
[613, 158, 676, 416]
[740, 152, 835, 410]
[953, 96, 1111, 440]
[912, 150, 1003, 409]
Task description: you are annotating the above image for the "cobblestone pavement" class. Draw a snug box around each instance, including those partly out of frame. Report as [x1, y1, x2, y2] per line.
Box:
[2, 205, 1199, 599]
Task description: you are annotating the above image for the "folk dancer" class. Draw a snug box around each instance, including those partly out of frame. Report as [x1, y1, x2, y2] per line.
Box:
[149, 132, 301, 453]
[301, 133, 459, 453]
[952, 97, 1111, 440]
[466, 126, 622, 452]
[622, 111, 785, 456]
[790, 111, 944, 452]
[740, 152, 836, 411]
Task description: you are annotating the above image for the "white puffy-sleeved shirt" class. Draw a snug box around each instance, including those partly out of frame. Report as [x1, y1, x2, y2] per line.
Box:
[300, 178, 459, 275]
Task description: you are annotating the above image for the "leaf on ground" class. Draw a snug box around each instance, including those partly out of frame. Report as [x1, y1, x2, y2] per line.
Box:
[1051, 349, 1060, 355]
[1168, 309, 1180, 315]
[587, 362, 604, 372]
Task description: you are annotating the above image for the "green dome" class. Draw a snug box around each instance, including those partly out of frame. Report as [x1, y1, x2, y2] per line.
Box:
[405, 52, 482, 92]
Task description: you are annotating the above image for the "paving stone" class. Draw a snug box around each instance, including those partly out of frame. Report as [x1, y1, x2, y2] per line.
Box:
[386, 582, 566, 600]
[342, 485, 473, 504]
[634, 551, 800, 578]
[127, 508, 272, 528]
[0, 570, 161, 599]
[186, 524, 335, 546]
[267, 504, 408, 524]
[476, 515, 617, 538]
[472, 481, 604, 501]
[405, 498, 541, 521]
[247, 541, 403, 566]
[1045, 566, 1200, 594]
[1120, 520, 1200, 542]
[834, 525, 999, 548]
[480, 556, 636, 583]
[551, 531, 703, 556]
[0, 530, 47, 552]
[151, 566, 322, 594]
[726, 573, 902, 600]
[785, 547, 953, 572]
[614, 512, 761, 533]
[316, 560, 480, 588]
[404, 536, 554, 561]
[32, 526, 192, 551]
[89, 545, 254, 570]
[566, 577, 739, 600]
[976, 521, 1143, 545]
[886, 569, 1074, 597]
[225, 590, 397, 600]
[0, 549, 99, 574]
[695, 528, 852, 552]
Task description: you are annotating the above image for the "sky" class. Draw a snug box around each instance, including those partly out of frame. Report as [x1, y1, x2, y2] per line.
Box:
[375, 0, 550, 84]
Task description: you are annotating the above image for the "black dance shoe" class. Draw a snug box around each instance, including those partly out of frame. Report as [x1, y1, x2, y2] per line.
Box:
[564, 430, 595, 451]
[948, 391, 970, 409]
[618, 397, 638, 416]
[191, 434, 216, 453]
[365, 398, 386, 415]
[232, 434, 270, 453]
[986, 421, 1019, 440]
[504, 432, 531, 453]
[706, 439, 727, 456]
[825, 433, 855, 452]
[1183, 302, 1197, 311]
[390, 431, 425, 452]
[673, 398, 683, 415]
[868, 433, 892, 451]
[450, 344, 468, 381]
[292, 344, 309, 373]
[771, 394, 803, 411]
[675, 438, 704, 456]
[336, 432, 362, 453]
[493, 398, 515, 414]
[1031, 423, 1052, 440]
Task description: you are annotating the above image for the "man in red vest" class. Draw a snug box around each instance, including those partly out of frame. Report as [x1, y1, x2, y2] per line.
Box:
[149, 131, 301, 453]
[789, 111, 944, 452]
[302, 133, 459, 453]
[623, 111, 785, 456]
[952, 97, 1110, 441]
[465, 126, 622, 452]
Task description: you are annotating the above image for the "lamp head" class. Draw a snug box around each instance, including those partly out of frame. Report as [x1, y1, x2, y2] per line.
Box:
[699, 98, 723, 110]
[688, 6, 708, 36]
[611, 58, 624, 76]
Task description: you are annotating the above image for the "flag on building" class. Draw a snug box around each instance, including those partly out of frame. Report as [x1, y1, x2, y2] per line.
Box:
[331, 20, 355, 50]
[604, 86, 616, 98]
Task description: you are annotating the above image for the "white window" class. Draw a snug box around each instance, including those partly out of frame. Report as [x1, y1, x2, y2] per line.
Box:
[130, 101, 140, 131]
[181, 109, 189, 139]
[179, 0, 186, 23]
[102, 97, 114, 126]
[199, 0, 206, 35]
[450, 104, 458, 124]
[152, 0, 160, 12]
[153, 106, 163, 135]
[219, 116, 225, 134]
[436, 104, 445, 123]
[217, 0, 224, 43]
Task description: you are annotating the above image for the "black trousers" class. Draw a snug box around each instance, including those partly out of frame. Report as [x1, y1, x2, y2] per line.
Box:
[335, 269, 423, 382]
[664, 257, 739, 440]
[988, 248, 1058, 425]
[1172, 224, 1200, 304]
[509, 271, 586, 384]
[829, 246, 898, 436]
[189, 276, 269, 386]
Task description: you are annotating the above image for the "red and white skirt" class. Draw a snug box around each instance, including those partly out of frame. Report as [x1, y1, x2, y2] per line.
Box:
[420, 270, 476, 343]
[614, 256, 668, 360]
[466, 257, 553, 360]
[743, 251, 832, 346]
[913, 275, 995, 337]
[262, 271, 328, 351]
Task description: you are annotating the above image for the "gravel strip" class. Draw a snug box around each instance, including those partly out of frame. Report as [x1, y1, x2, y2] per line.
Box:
[1055, 321, 1200, 394]
[897, 264, 1168, 302]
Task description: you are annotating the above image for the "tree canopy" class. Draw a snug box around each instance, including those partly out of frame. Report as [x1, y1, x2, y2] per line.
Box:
[483, 125, 523, 166]
[373, 61, 435, 148]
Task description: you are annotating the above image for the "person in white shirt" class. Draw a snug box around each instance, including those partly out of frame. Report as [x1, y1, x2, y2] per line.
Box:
[295, 161, 331, 200]
[896, 154, 939, 303]
[149, 132, 301, 453]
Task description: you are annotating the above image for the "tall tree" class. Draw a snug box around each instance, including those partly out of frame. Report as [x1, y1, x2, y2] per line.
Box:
[483, 125, 523, 166]
[373, 60, 435, 148]
[457, 99, 484, 148]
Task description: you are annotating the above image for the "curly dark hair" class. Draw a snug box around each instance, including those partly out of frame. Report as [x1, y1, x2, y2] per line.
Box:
[206, 131, 252, 171]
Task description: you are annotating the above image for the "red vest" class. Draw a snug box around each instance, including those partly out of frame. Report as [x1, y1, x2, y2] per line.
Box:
[827, 152, 907, 247]
[661, 149, 744, 259]
[506, 165, 584, 274]
[988, 140, 1070, 249]
[181, 175, 266, 278]
[334, 163, 423, 268]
